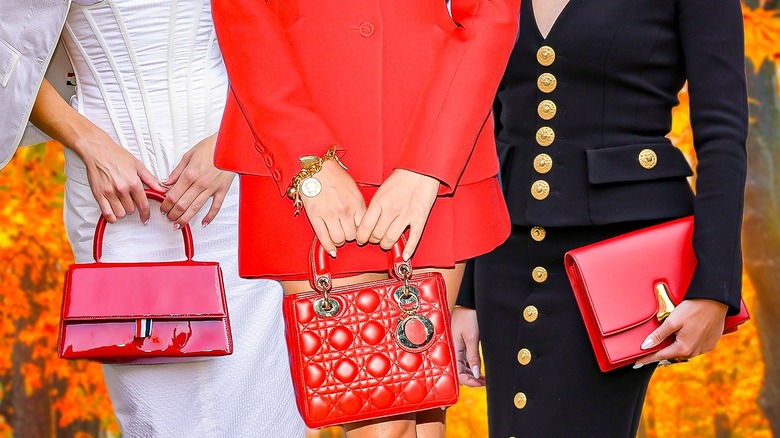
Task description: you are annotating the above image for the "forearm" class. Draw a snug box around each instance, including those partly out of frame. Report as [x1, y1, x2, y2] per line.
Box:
[28, 78, 103, 159]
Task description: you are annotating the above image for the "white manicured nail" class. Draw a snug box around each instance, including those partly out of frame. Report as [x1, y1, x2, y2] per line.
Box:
[328, 250, 337, 258]
[471, 365, 481, 378]
[403, 252, 412, 261]
[641, 338, 654, 350]
[633, 363, 644, 369]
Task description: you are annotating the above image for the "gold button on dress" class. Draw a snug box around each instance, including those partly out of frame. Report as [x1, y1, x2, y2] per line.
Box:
[537, 73, 557, 93]
[531, 180, 550, 200]
[537, 45, 555, 66]
[517, 348, 532, 365]
[523, 306, 539, 322]
[530, 226, 546, 241]
[638, 149, 658, 169]
[532, 266, 548, 283]
[514, 392, 528, 409]
[533, 153, 553, 174]
[537, 100, 558, 120]
[535, 127, 555, 146]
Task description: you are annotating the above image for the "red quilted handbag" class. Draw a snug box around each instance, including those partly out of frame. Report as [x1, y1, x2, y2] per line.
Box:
[565, 217, 750, 372]
[283, 240, 459, 428]
[58, 189, 233, 364]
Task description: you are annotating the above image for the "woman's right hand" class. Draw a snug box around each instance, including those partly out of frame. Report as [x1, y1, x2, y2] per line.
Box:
[29, 78, 166, 225]
[74, 129, 166, 224]
[300, 159, 366, 256]
[451, 306, 485, 387]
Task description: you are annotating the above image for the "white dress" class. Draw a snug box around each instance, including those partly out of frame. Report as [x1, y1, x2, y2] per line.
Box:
[60, 1, 305, 436]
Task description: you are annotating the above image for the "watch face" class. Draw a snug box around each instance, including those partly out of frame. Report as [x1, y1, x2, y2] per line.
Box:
[301, 177, 322, 198]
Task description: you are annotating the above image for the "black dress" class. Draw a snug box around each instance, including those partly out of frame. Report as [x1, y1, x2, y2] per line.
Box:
[457, 0, 748, 436]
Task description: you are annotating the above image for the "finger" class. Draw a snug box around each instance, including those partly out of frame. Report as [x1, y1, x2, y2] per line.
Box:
[641, 317, 681, 351]
[368, 208, 397, 246]
[379, 216, 407, 251]
[105, 192, 127, 221]
[403, 221, 424, 261]
[167, 184, 205, 225]
[633, 344, 686, 368]
[95, 194, 117, 223]
[160, 171, 192, 215]
[202, 189, 227, 227]
[174, 190, 212, 228]
[311, 218, 337, 257]
[324, 217, 347, 248]
[163, 151, 191, 187]
[340, 216, 357, 242]
[356, 203, 382, 245]
[129, 180, 151, 224]
[136, 160, 166, 193]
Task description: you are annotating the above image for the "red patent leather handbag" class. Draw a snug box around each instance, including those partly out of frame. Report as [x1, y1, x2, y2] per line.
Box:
[57, 189, 232, 364]
[565, 216, 750, 372]
[282, 240, 459, 428]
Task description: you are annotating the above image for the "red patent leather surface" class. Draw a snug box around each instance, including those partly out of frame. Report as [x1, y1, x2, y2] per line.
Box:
[284, 241, 459, 428]
[58, 190, 232, 364]
[565, 216, 750, 372]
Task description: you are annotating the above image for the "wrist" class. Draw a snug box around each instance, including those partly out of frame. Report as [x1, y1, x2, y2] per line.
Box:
[287, 145, 346, 215]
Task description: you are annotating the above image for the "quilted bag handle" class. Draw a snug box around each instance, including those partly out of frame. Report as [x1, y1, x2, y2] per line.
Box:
[308, 237, 411, 292]
[92, 189, 195, 262]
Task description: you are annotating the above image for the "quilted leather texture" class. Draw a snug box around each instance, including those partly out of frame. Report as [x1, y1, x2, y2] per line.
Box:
[283, 272, 459, 428]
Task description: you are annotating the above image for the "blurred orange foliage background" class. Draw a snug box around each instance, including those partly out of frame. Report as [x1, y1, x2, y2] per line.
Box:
[1, 3, 779, 437]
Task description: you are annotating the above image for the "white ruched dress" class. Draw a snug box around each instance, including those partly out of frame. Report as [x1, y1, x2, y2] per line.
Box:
[59, 1, 304, 436]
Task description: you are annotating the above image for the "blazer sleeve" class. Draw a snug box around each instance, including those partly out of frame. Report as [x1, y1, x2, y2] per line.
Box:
[393, 0, 521, 194]
[677, 0, 748, 315]
[211, 0, 341, 196]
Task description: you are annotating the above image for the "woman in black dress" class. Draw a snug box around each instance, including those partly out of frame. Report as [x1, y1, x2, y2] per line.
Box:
[454, 0, 748, 436]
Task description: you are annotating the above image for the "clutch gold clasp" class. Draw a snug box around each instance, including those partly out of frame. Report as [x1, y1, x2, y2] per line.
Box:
[655, 283, 676, 322]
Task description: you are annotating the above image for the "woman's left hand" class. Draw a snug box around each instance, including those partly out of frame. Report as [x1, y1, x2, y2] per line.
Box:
[633, 298, 729, 368]
[160, 134, 235, 229]
[356, 169, 439, 259]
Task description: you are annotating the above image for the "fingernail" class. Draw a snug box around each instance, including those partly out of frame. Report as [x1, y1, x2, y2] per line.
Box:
[173, 223, 181, 230]
[159, 178, 168, 184]
[641, 338, 654, 350]
[403, 252, 411, 261]
[633, 363, 644, 369]
[471, 365, 481, 378]
[202, 222, 209, 228]
[328, 250, 336, 258]
[659, 360, 672, 366]
[161, 210, 167, 216]
[143, 219, 149, 225]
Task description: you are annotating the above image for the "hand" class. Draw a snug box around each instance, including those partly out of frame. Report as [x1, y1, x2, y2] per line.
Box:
[300, 159, 366, 256]
[356, 169, 440, 259]
[160, 135, 235, 228]
[451, 307, 485, 387]
[633, 299, 729, 368]
[77, 129, 167, 224]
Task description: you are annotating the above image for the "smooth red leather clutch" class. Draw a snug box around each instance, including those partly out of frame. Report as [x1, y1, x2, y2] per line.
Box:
[565, 217, 749, 372]
[58, 190, 232, 364]
[283, 240, 459, 428]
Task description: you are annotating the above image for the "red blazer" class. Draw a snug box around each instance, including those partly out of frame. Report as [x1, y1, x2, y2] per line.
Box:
[212, 0, 521, 196]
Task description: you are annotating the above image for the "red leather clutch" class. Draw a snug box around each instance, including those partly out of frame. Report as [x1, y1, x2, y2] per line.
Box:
[57, 190, 232, 364]
[565, 217, 749, 372]
[283, 240, 459, 428]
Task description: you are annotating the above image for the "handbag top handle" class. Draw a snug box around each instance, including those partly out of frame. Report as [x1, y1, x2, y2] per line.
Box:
[309, 237, 410, 292]
[92, 189, 195, 262]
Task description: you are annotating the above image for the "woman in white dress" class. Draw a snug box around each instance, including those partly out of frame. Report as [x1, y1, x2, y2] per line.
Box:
[27, 1, 304, 436]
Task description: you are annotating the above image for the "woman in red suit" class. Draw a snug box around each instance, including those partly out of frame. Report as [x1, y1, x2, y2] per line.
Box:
[211, 0, 520, 436]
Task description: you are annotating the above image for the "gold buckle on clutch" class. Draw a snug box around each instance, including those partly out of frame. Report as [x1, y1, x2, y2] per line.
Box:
[655, 283, 676, 322]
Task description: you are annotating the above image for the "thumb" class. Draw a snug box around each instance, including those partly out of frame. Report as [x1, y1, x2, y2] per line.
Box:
[466, 345, 482, 379]
[135, 161, 166, 193]
[641, 318, 680, 351]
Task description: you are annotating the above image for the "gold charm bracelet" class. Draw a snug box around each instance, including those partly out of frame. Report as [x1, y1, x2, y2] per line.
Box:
[286, 146, 346, 216]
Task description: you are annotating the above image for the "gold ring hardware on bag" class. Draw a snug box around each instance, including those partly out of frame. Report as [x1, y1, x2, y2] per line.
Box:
[655, 282, 676, 322]
[392, 262, 435, 352]
[314, 276, 340, 317]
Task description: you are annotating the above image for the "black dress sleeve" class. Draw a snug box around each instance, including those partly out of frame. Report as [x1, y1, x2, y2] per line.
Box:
[677, 0, 748, 314]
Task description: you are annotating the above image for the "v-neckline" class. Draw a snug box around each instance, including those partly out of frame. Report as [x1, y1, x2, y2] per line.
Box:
[531, 0, 573, 41]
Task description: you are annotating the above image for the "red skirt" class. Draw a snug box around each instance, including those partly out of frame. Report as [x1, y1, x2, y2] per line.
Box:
[236, 175, 511, 281]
